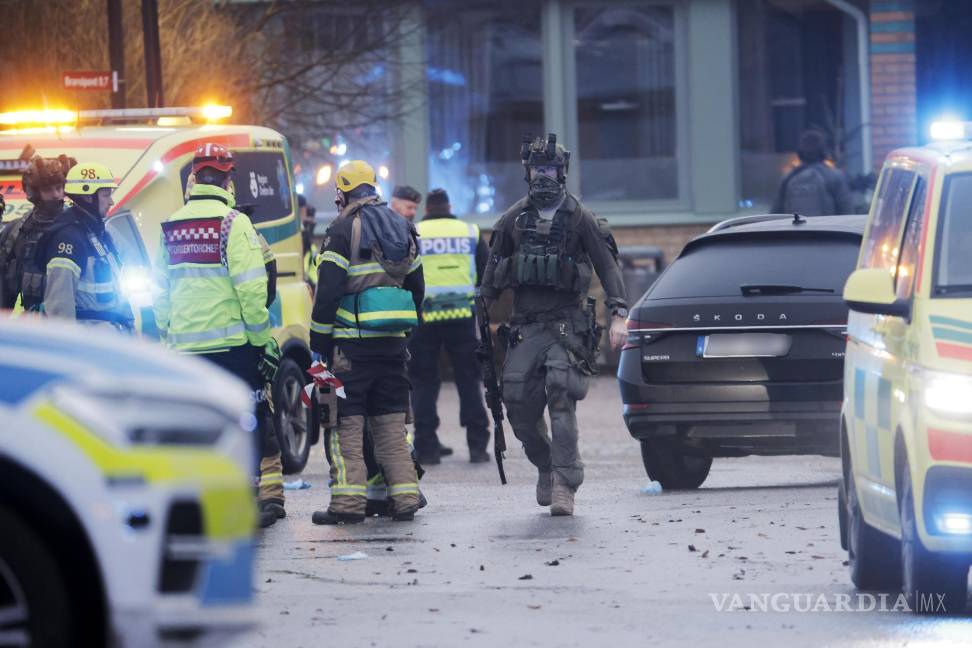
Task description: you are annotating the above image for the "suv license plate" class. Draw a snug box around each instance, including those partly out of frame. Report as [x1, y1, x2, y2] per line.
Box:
[698, 333, 792, 358]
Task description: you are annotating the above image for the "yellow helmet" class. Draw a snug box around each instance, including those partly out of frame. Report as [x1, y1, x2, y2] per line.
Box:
[65, 162, 118, 196]
[335, 160, 377, 193]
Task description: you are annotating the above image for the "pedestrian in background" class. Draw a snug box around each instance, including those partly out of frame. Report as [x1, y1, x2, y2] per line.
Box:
[391, 185, 421, 222]
[409, 188, 491, 465]
[772, 129, 853, 216]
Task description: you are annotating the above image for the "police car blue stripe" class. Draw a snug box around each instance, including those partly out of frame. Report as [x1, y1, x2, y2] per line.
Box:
[877, 378, 892, 431]
[0, 365, 63, 404]
[854, 369, 866, 421]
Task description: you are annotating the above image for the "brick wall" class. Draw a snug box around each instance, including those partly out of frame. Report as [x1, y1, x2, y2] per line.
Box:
[870, 1, 918, 172]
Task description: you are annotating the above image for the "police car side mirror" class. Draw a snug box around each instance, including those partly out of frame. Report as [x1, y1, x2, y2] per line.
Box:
[844, 268, 910, 318]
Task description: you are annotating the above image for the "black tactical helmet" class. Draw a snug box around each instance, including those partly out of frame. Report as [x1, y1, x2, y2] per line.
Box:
[521, 133, 570, 183]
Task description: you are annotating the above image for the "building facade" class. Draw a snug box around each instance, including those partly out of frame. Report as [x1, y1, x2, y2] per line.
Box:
[291, 0, 942, 262]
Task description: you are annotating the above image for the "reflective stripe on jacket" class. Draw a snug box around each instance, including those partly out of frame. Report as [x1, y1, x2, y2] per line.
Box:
[153, 183, 270, 352]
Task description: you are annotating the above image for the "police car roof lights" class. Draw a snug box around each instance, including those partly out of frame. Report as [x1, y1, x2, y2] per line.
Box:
[929, 119, 970, 141]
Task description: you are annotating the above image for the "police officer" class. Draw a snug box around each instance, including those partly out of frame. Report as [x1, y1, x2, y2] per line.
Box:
[153, 143, 284, 528]
[310, 160, 424, 525]
[0, 154, 75, 311]
[480, 134, 628, 516]
[409, 188, 491, 465]
[390, 185, 421, 222]
[36, 162, 133, 330]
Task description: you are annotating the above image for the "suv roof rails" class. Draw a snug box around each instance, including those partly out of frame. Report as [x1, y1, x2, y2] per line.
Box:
[707, 213, 801, 233]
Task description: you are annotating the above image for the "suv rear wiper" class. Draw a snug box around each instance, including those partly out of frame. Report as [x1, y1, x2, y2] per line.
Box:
[740, 284, 835, 296]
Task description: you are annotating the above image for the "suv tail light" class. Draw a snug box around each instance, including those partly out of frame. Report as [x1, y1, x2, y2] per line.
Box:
[623, 320, 671, 350]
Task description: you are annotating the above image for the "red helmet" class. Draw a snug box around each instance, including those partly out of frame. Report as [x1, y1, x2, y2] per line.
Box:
[191, 143, 235, 174]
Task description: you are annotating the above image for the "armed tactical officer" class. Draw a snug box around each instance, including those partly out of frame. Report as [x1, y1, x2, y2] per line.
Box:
[480, 134, 628, 516]
[0, 154, 74, 311]
[153, 143, 284, 528]
[36, 162, 133, 330]
[310, 160, 424, 525]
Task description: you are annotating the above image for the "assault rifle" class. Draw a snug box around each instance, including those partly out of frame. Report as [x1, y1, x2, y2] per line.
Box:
[475, 296, 508, 485]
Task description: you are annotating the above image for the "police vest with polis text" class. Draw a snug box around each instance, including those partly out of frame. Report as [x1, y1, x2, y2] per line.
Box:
[417, 217, 479, 322]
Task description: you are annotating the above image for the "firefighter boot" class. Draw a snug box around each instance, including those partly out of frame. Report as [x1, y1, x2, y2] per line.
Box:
[550, 473, 575, 517]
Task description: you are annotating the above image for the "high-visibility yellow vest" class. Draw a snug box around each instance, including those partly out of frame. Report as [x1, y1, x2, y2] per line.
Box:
[153, 183, 271, 352]
[416, 217, 478, 322]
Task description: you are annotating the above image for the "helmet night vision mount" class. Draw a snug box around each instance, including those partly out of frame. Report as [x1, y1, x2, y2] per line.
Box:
[520, 132, 570, 183]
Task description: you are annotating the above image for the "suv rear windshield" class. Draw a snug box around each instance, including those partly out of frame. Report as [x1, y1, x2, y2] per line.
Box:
[647, 233, 861, 299]
[935, 172, 972, 296]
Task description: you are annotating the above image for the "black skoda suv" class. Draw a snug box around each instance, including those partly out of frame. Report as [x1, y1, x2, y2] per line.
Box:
[617, 214, 865, 489]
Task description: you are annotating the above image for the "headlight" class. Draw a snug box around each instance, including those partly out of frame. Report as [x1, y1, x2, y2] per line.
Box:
[923, 371, 972, 417]
[50, 385, 233, 447]
[119, 266, 154, 308]
[937, 512, 972, 535]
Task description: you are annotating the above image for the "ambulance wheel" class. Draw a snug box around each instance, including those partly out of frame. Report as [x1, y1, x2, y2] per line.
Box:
[0, 506, 72, 648]
[274, 358, 317, 475]
[899, 460, 970, 614]
[639, 439, 711, 490]
[845, 467, 901, 591]
[838, 479, 849, 551]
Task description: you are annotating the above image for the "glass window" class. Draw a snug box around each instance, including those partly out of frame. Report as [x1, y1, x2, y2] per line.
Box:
[860, 168, 915, 271]
[649, 235, 861, 299]
[425, 1, 543, 217]
[180, 151, 294, 224]
[573, 5, 677, 202]
[934, 173, 972, 296]
[895, 177, 926, 301]
[737, 0, 848, 207]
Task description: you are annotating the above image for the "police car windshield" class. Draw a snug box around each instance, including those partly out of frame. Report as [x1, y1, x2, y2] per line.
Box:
[935, 172, 972, 295]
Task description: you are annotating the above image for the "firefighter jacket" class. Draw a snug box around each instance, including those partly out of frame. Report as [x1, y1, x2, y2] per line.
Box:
[38, 205, 133, 327]
[153, 183, 271, 352]
[310, 195, 424, 361]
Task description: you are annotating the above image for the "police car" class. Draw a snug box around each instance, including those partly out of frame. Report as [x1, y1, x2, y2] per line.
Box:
[0, 106, 318, 474]
[0, 316, 257, 646]
[839, 122, 972, 613]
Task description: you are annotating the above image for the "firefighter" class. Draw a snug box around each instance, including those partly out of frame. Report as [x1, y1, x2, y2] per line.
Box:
[409, 188, 491, 464]
[153, 143, 284, 528]
[0, 155, 75, 311]
[480, 134, 628, 516]
[310, 160, 424, 525]
[35, 162, 133, 330]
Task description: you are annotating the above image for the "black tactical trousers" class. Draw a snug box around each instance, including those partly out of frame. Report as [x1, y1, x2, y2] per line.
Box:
[407, 318, 490, 455]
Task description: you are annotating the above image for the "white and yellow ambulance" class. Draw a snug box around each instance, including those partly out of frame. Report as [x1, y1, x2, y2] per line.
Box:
[0, 106, 317, 472]
[839, 122, 972, 613]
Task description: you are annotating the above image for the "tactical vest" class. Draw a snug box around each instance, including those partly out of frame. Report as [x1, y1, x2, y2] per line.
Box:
[508, 197, 590, 294]
[334, 198, 419, 337]
[416, 217, 478, 321]
[0, 209, 58, 311]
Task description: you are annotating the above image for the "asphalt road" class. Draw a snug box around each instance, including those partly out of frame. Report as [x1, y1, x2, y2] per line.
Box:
[235, 376, 971, 648]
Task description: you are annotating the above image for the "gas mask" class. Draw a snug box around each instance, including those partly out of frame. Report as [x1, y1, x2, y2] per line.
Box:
[528, 174, 564, 210]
